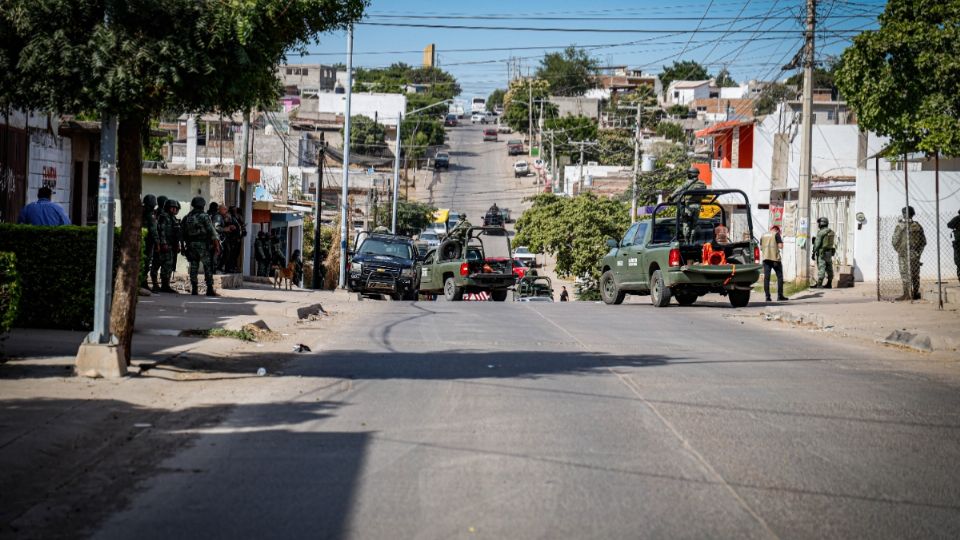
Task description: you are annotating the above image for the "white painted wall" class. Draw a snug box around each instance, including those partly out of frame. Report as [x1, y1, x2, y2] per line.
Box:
[719, 85, 748, 99]
[562, 165, 632, 197]
[312, 92, 407, 126]
[26, 130, 72, 216]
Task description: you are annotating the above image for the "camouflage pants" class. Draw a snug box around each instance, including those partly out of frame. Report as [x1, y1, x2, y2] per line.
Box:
[158, 249, 178, 283]
[816, 249, 834, 284]
[898, 253, 922, 297]
[187, 243, 214, 288]
[954, 241, 959, 283]
[256, 260, 270, 277]
[145, 238, 157, 286]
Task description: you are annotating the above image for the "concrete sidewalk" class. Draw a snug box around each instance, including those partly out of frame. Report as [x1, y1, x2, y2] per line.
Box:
[747, 284, 960, 357]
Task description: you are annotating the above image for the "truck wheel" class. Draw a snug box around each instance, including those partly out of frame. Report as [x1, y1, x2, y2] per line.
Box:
[675, 291, 698, 306]
[650, 270, 672, 307]
[403, 288, 419, 301]
[444, 277, 463, 301]
[491, 290, 508, 302]
[728, 289, 750, 308]
[600, 270, 625, 305]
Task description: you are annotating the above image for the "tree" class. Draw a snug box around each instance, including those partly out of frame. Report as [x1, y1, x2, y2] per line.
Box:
[786, 66, 836, 92]
[637, 144, 695, 205]
[0, 0, 366, 362]
[655, 121, 686, 143]
[514, 193, 629, 282]
[835, 0, 960, 156]
[486, 88, 506, 112]
[616, 85, 660, 129]
[667, 104, 691, 117]
[659, 60, 709, 97]
[598, 130, 634, 166]
[400, 116, 444, 160]
[373, 199, 436, 237]
[715, 68, 738, 88]
[753, 83, 795, 116]
[535, 46, 599, 97]
[502, 78, 552, 133]
[544, 115, 598, 164]
[343, 115, 386, 156]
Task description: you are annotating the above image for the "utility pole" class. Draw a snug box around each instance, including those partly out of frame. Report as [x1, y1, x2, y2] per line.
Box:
[569, 140, 599, 194]
[796, 0, 816, 284]
[338, 24, 354, 289]
[549, 130, 556, 192]
[280, 139, 289, 204]
[391, 112, 402, 234]
[528, 70, 533, 156]
[313, 135, 325, 289]
[240, 111, 251, 275]
[618, 103, 643, 222]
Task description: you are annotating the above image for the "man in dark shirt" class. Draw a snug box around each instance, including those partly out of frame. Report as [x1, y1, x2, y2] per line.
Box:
[18, 187, 70, 226]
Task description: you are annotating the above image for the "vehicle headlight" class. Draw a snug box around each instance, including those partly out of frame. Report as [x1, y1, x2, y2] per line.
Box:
[400, 267, 414, 278]
[350, 262, 362, 274]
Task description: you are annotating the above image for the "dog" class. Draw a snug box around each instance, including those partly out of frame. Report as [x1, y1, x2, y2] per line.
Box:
[272, 262, 296, 290]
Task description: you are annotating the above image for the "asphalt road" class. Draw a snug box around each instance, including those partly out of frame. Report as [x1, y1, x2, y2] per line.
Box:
[95, 299, 960, 539]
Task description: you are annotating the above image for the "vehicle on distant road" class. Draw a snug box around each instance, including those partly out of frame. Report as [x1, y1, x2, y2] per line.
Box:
[598, 181, 761, 308]
[507, 139, 524, 155]
[513, 246, 537, 267]
[433, 152, 449, 170]
[347, 233, 421, 301]
[514, 275, 554, 302]
[483, 128, 498, 141]
[471, 113, 486, 124]
[418, 227, 515, 302]
[471, 96, 486, 114]
[513, 160, 529, 177]
[497, 122, 512, 134]
[415, 231, 441, 254]
[444, 114, 458, 127]
[448, 211, 461, 229]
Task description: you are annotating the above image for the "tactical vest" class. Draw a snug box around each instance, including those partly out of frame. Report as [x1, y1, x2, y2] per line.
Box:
[817, 228, 835, 251]
[182, 212, 207, 242]
[760, 232, 780, 261]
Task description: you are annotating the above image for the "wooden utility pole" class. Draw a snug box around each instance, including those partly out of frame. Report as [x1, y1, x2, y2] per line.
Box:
[796, 0, 816, 284]
[313, 136, 325, 289]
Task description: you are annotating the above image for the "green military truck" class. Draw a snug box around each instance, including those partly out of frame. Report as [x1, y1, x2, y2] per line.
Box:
[418, 226, 516, 301]
[599, 187, 762, 308]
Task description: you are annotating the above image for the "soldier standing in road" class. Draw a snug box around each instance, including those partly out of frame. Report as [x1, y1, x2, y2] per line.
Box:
[892, 206, 927, 301]
[182, 197, 221, 296]
[156, 199, 182, 293]
[760, 225, 788, 302]
[811, 217, 836, 289]
[142, 194, 160, 291]
[948, 209, 960, 285]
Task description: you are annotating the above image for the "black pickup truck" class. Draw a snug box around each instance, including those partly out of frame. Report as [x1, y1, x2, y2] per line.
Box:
[347, 233, 421, 300]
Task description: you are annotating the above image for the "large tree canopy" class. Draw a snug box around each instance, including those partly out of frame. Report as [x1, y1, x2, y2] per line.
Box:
[535, 46, 599, 97]
[835, 0, 960, 155]
[502, 77, 553, 133]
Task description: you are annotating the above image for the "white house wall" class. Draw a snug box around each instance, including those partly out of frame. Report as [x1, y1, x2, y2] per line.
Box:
[312, 93, 407, 126]
[27, 130, 72, 216]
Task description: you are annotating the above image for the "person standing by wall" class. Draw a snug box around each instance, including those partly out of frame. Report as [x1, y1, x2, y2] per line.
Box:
[948, 209, 960, 286]
[892, 206, 927, 301]
[17, 186, 70, 226]
[761, 225, 788, 302]
[811, 217, 836, 289]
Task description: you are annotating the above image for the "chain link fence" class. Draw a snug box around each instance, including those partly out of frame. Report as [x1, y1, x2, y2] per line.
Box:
[878, 211, 959, 301]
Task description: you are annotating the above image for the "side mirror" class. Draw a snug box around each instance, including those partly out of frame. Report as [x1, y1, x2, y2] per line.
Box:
[606, 238, 618, 249]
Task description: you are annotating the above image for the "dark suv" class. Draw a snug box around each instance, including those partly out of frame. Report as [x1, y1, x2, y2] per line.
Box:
[348, 233, 421, 300]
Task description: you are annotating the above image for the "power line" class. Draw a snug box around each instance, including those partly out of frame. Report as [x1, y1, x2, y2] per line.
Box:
[356, 21, 865, 35]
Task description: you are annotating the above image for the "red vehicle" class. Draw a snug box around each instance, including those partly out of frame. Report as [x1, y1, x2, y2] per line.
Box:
[486, 257, 536, 279]
[483, 128, 498, 142]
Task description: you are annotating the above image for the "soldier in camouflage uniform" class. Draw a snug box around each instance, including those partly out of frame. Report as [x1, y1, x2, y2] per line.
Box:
[156, 198, 182, 293]
[811, 217, 836, 289]
[142, 194, 160, 291]
[948, 209, 960, 285]
[254, 232, 270, 277]
[182, 197, 221, 296]
[892, 206, 927, 301]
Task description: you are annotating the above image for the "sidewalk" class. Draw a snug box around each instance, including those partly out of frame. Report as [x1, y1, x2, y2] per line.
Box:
[747, 284, 960, 357]
[0, 284, 357, 538]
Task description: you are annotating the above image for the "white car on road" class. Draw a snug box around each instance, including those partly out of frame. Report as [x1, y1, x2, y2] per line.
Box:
[513, 246, 537, 267]
[513, 160, 530, 177]
[471, 113, 487, 124]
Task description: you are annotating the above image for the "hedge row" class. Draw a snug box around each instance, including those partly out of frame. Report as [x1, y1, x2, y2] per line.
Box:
[0, 251, 20, 335]
[0, 224, 144, 331]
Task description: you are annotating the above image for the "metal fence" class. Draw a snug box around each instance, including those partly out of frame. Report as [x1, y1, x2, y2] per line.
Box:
[877, 211, 959, 301]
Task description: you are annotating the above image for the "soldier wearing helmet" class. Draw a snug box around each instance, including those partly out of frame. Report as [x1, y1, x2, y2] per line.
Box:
[182, 196, 221, 296]
[155, 198, 183, 293]
[892, 205, 927, 300]
[142, 194, 160, 291]
[948, 208, 960, 285]
[811, 217, 836, 289]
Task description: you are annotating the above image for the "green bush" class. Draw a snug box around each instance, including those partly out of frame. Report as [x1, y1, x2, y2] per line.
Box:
[0, 224, 143, 331]
[0, 251, 20, 335]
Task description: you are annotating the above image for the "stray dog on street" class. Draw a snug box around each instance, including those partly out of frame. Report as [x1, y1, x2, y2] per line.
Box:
[272, 262, 296, 290]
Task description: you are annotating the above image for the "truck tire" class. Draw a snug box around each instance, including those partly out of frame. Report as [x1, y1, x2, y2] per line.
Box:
[650, 270, 672, 307]
[675, 291, 698, 306]
[728, 289, 750, 308]
[600, 270, 625, 305]
[444, 277, 463, 301]
[491, 290, 508, 302]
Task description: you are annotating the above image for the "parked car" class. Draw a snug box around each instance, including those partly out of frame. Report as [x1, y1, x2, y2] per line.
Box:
[471, 113, 487, 124]
[513, 160, 529, 177]
[497, 122, 512, 134]
[483, 128, 498, 141]
[434, 152, 449, 170]
[507, 139, 524, 155]
[444, 114, 459, 127]
[513, 246, 537, 267]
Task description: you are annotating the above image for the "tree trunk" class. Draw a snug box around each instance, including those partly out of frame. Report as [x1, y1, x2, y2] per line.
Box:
[110, 115, 144, 364]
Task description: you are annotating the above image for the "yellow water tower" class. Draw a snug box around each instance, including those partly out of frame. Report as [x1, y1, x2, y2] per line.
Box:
[423, 44, 436, 68]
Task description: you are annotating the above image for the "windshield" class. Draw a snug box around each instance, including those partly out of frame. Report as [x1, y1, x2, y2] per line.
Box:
[357, 239, 414, 259]
[420, 233, 438, 241]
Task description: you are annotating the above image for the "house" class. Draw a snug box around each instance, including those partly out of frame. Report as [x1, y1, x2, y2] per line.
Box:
[689, 98, 755, 123]
[666, 80, 713, 106]
[561, 164, 633, 197]
[784, 89, 855, 125]
[305, 93, 407, 127]
[277, 63, 338, 98]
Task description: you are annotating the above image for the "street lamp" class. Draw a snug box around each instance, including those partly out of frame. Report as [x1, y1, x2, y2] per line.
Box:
[392, 98, 453, 234]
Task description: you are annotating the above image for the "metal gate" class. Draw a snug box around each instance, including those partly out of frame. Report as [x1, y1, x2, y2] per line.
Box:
[811, 193, 854, 267]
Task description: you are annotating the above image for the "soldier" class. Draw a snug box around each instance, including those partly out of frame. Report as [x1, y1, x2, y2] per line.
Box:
[217, 205, 240, 273]
[156, 199, 182, 293]
[291, 249, 304, 287]
[228, 206, 246, 272]
[948, 209, 960, 285]
[447, 213, 472, 244]
[270, 231, 285, 268]
[892, 206, 927, 301]
[152, 196, 168, 289]
[182, 196, 221, 296]
[254, 232, 270, 277]
[811, 217, 836, 289]
[681, 202, 701, 244]
[142, 194, 160, 291]
[210, 203, 226, 272]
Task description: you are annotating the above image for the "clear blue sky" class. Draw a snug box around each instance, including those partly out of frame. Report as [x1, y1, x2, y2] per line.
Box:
[295, 0, 886, 99]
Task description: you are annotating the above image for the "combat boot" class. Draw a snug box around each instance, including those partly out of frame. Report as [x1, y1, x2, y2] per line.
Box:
[823, 281, 832, 289]
[159, 278, 177, 294]
[206, 288, 219, 297]
[151, 284, 160, 293]
[190, 282, 199, 296]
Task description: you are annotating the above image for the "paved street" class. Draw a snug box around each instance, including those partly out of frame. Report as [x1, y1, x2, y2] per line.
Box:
[94, 299, 960, 539]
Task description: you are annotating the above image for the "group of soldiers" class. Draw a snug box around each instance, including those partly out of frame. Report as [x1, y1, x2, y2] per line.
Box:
[253, 231, 287, 278]
[142, 195, 245, 296]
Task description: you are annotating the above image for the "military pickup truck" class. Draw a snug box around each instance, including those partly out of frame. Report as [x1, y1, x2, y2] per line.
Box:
[418, 226, 516, 301]
[599, 187, 762, 307]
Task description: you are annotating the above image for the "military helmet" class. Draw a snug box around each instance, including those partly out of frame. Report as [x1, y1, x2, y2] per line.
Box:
[156, 195, 168, 210]
[142, 194, 157, 210]
[191, 196, 206, 210]
[817, 217, 829, 227]
[164, 198, 180, 211]
[902, 206, 916, 218]
[687, 166, 701, 180]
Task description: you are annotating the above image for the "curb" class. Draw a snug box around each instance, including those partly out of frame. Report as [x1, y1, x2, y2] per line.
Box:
[760, 308, 940, 353]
